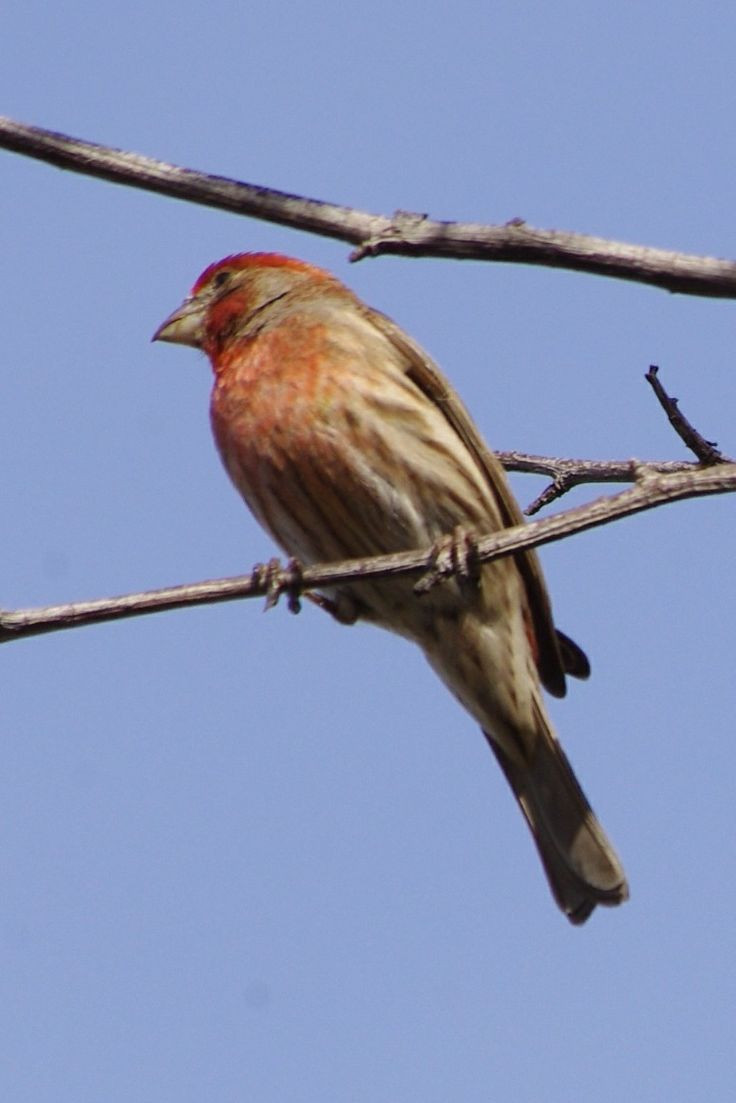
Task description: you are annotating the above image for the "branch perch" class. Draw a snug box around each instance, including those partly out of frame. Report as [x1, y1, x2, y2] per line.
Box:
[2, 463, 735, 646]
[3, 115, 736, 297]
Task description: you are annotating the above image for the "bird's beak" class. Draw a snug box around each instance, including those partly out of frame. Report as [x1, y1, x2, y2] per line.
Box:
[152, 297, 205, 347]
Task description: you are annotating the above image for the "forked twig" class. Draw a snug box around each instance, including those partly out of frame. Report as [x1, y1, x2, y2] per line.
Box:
[511, 369, 732, 513]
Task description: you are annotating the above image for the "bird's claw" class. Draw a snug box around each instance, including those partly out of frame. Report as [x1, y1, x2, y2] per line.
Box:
[254, 557, 304, 614]
[414, 526, 481, 596]
[304, 590, 360, 625]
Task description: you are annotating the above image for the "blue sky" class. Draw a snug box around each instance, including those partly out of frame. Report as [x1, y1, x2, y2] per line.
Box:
[2, 3, 735, 1100]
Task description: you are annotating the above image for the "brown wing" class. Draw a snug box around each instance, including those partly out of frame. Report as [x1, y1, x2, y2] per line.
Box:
[367, 306, 583, 698]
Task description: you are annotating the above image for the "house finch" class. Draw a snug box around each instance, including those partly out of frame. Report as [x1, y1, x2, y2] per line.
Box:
[154, 252, 628, 923]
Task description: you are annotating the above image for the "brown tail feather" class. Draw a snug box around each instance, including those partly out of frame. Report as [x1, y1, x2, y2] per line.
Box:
[484, 722, 628, 924]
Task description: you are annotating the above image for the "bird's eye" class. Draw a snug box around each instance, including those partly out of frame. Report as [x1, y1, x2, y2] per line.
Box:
[212, 269, 232, 289]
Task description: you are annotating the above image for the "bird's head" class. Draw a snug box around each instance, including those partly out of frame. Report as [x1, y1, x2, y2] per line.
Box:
[152, 252, 338, 351]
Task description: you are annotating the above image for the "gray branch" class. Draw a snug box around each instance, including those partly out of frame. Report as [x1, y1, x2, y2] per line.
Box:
[2, 462, 734, 645]
[2, 115, 736, 296]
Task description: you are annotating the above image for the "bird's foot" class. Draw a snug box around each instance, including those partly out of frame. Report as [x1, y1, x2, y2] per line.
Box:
[303, 591, 360, 625]
[252, 557, 305, 614]
[414, 526, 481, 596]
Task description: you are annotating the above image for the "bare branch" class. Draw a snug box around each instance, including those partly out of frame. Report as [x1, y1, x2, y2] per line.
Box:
[645, 365, 724, 463]
[497, 452, 700, 483]
[2, 462, 734, 646]
[503, 368, 733, 512]
[499, 452, 703, 514]
[3, 116, 736, 297]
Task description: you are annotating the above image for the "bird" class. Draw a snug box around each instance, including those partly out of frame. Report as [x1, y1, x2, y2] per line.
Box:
[153, 252, 628, 923]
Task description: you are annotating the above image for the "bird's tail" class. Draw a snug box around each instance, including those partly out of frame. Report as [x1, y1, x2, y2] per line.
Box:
[485, 717, 628, 924]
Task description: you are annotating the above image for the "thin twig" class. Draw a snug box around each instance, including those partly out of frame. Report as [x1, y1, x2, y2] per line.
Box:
[2, 463, 735, 645]
[3, 116, 736, 297]
[512, 458, 699, 516]
[497, 452, 698, 483]
[645, 366, 724, 463]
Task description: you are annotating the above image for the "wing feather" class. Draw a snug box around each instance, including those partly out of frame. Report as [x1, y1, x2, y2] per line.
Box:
[366, 306, 577, 698]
